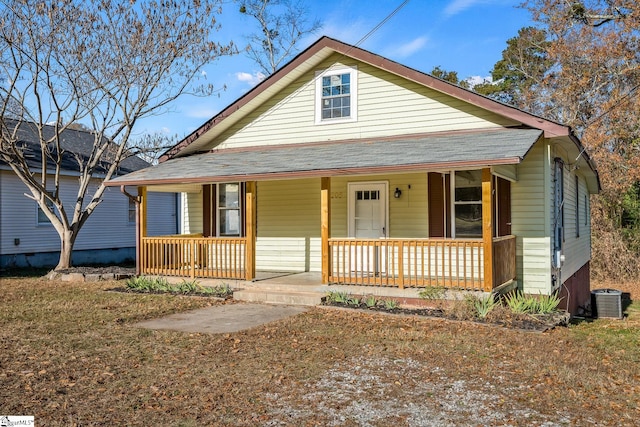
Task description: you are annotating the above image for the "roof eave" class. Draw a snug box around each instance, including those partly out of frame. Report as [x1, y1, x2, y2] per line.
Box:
[105, 157, 523, 187]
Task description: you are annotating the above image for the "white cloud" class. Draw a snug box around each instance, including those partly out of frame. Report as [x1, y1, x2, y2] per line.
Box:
[443, 0, 484, 17]
[235, 71, 266, 86]
[464, 75, 493, 88]
[391, 36, 429, 59]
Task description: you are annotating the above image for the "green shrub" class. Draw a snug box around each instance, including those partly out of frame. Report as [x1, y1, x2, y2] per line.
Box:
[325, 290, 351, 304]
[126, 276, 171, 292]
[503, 291, 563, 315]
[211, 283, 233, 298]
[535, 292, 563, 314]
[125, 276, 232, 298]
[503, 291, 533, 314]
[364, 295, 378, 308]
[418, 286, 445, 300]
[383, 299, 399, 310]
[347, 296, 361, 306]
[466, 294, 498, 319]
[175, 280, 199, 293]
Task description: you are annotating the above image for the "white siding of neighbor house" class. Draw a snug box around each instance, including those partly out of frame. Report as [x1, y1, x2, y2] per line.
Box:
[0, 171, 176, 256]
[212, 54, 519, 150]
[510, 140, 552, 294]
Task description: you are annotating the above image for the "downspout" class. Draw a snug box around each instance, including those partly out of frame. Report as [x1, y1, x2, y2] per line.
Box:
[120, 185, 141, 276]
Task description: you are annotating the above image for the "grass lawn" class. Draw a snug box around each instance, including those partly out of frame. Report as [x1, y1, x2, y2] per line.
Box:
[1, 274, 639, 426]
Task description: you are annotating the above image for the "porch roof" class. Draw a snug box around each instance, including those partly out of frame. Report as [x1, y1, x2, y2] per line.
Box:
[105, 128, 542, 186]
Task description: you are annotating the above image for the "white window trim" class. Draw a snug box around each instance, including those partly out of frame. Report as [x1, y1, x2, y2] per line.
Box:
[216, 182, 242, 237]
[314, 65, 358, 125]
[450, 170, 483, 239]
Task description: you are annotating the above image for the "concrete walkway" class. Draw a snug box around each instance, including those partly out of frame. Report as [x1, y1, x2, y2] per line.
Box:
[134, 303, 309, 334]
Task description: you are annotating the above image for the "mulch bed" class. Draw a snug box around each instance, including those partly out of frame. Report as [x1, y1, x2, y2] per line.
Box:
[322, 300, 571, 332]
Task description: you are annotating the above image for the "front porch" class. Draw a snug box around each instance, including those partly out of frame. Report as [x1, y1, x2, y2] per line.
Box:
[133, 167, 516, 293]
[139, 234, 516, 292]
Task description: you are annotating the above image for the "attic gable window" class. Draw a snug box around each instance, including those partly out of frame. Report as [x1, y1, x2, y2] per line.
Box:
[315, 66, 358, 124]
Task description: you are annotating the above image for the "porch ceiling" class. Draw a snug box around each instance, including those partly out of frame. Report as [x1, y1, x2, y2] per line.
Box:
[105, 128, 543, 186]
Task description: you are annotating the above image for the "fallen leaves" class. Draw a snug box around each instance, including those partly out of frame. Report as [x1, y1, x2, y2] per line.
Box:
[1, 276, 639, 425]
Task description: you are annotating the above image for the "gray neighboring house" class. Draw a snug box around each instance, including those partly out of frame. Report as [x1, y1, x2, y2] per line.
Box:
[0, 120, 178, 268]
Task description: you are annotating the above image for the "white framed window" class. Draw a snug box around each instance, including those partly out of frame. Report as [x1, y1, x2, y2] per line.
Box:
[452, 170, 482, 238]
[217, 183, 241, 237]
[36, 192, 55, 225]
[315, 66, 358, 124]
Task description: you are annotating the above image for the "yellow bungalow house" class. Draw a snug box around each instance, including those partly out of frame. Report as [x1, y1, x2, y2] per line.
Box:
[105, 37, 600, 314]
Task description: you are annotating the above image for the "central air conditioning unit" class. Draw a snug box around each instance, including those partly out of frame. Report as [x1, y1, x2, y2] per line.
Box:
[591, 289, 623, 319]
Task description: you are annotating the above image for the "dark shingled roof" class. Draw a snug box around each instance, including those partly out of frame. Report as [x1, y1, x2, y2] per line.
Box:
[106, 128, 542, 186]
[1, 119, 150, 175]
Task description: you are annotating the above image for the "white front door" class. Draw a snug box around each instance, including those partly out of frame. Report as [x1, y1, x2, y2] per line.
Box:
[348, 182, 388, 274]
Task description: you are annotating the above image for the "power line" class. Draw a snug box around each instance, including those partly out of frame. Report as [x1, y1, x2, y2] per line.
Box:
[354, 0, 411, 49]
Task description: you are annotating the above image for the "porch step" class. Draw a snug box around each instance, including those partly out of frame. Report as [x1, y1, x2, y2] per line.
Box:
[233, 289, 324, 306]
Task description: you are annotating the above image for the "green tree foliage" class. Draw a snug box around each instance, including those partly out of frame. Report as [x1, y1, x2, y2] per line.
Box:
[430, 66, 470, 88]
[473, 27, 552, 114]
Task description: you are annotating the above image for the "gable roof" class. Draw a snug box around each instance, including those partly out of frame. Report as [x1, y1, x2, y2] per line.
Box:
[106, 128, 543, 186]
[159, 36, 590, 166]
[1, 119, 150, 176]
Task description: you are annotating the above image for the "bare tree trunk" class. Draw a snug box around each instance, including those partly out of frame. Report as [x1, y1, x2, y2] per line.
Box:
[55, 230, 76, 270]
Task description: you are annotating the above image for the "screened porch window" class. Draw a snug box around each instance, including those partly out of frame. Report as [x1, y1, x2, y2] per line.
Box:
[453, 170, 482, 237]
[218, 183, 241, 236]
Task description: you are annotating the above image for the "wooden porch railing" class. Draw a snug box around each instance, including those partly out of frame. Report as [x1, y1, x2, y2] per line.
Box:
[141, 235, 246, 279]
[328, 235, 516, 291]
[329, 238, 485, 290]
[492, 235, 517, 287]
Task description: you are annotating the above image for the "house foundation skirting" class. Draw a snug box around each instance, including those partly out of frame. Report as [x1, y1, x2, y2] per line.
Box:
[558, 261, 591, 316]
[0, 247, 135, 269]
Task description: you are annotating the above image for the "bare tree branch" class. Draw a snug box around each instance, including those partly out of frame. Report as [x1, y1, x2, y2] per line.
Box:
[0, 0, 236, 269]
[240, 0, 321, 75]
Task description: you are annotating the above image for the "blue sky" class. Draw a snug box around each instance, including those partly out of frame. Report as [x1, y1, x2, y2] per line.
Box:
[139, 0, 533, 140]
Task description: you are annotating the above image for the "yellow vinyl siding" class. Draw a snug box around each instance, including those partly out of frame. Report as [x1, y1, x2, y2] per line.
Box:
[329, 173, 428, 238]
[212, 54, 519, 150]
[182, 191, 203, 235]
[256, 179, 321, 272]
[510, 141, 551, 293]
